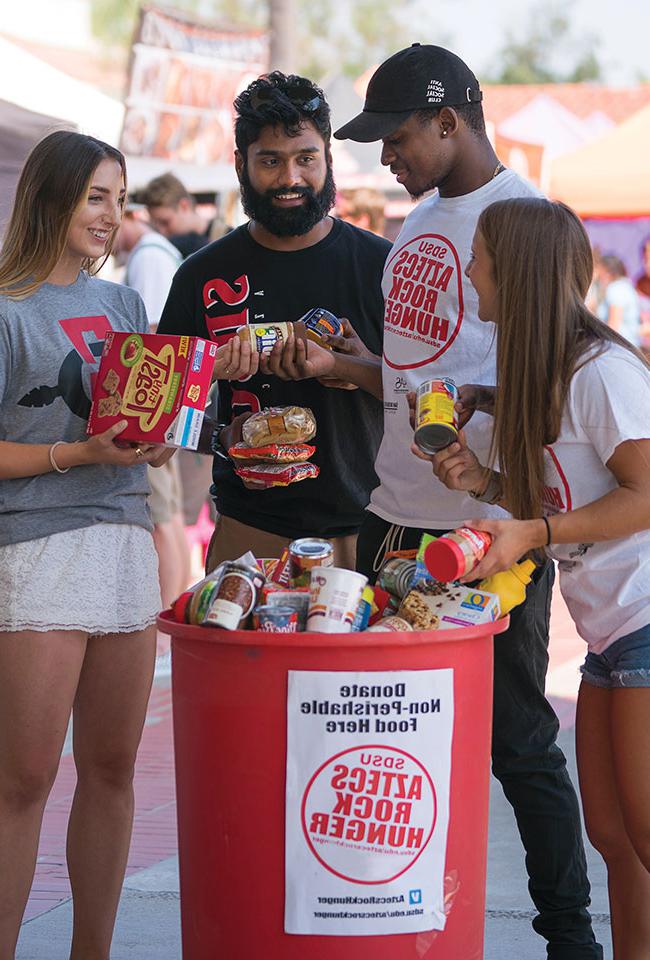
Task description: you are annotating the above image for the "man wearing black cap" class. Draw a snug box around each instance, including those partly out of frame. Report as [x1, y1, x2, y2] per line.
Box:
[329, 44, 603, 960]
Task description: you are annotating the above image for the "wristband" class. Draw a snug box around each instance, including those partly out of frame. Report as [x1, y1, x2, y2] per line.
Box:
[542, 515, 552, 546]
[209, 424, 231, 461]
[49, 441, 71, 474]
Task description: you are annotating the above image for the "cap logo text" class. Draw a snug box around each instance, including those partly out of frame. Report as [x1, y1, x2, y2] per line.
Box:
[426, 79, 444, 103]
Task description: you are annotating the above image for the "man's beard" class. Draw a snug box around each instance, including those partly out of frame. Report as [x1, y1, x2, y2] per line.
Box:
[240, 164, 337, 237]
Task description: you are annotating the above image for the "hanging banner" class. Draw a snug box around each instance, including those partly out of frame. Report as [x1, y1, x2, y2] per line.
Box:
[285, 669, 454, 936]
[120, 5, 267, 165]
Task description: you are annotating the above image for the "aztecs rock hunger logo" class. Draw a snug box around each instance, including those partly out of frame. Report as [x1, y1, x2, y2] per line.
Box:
[383, 234, 464, 371]
[542, 445, 572, 515]
[301, 745, 436, 885]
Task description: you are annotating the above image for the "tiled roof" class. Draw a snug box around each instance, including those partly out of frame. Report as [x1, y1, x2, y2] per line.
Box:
[482, 83, 650, 126]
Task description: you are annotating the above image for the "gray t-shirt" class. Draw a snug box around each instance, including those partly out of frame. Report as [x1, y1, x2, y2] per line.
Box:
[0, 271, 152, 545]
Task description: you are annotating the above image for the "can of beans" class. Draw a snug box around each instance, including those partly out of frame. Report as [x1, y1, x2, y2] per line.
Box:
[201, 562, 265, 630]
[252, 605, 299, 633]
[289, 538, 334, 587]
[414, 377, 459, 454]
[377, 558, 417, 599]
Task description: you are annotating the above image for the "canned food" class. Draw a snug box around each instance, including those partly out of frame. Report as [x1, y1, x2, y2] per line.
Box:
[263, 588, 310, 630]
[237, 322, 295, 354]
[298, 307, 342, 347]
[414, 378, 459, 454]
[253, 605, 299, 633]
[289, 537, 334, 587]
[377, 558, 417, 599]
[189, 574, 223, 624]
[201, 562, 265, 630]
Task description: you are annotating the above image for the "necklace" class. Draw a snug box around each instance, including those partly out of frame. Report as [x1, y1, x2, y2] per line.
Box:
[492, 161, 505, 179]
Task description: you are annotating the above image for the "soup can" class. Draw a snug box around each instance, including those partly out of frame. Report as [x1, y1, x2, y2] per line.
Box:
[289, 537, 334, 587]
[414, 377, 459, 454]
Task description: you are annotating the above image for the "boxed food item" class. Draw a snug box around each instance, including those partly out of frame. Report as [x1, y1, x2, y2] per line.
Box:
[88, 332, 217, 448]
[399, 581, 500, 630]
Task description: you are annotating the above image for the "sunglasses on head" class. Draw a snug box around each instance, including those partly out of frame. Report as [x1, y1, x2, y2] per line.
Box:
[249, 81, 322, 114]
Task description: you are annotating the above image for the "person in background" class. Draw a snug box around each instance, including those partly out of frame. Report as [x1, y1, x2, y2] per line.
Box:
[0, 130, 170, 959]
[115, 209, 191, 659]
[425, 197, 650, 960]
[596, 254, 641, 346]
[635, 238, 650, 299]
[635, 238, 650, 348]
[141, 172, 222, 259]
[585, 246, 604, 315]
[158, 72, 389, 569]
[336, 186, 387, 236]
[141, 173, 221, 537]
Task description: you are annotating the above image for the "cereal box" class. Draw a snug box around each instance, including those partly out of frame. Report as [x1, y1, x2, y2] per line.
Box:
[88, 332, 217, 449]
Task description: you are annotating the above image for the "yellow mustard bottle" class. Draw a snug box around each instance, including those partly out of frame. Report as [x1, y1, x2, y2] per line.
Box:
[478, 559, 536, 616]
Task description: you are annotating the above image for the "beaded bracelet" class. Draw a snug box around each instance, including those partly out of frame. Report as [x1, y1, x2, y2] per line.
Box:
[49, 441, 70, 474]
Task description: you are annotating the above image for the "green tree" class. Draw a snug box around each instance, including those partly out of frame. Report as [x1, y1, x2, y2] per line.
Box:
[490, 0, 602, 84]
[90, 0, 207, 48]
[89, 0, 426, 82]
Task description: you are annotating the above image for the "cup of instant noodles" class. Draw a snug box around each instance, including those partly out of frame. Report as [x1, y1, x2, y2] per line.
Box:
[307, 567, 367, 633]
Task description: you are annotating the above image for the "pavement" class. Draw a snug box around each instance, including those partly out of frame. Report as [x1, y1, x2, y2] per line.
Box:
[16, 590, 612, 960]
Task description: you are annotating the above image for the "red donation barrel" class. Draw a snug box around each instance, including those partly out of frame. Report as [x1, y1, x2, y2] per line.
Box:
[158, 612, 509, 960]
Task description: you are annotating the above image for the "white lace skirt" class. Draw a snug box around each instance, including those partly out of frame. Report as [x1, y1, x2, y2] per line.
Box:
[0, 523, 161, 634]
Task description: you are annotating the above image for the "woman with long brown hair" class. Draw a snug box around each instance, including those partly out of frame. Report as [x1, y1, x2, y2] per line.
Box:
[415, 196, 650, 958]
[0, 131, 171, 959]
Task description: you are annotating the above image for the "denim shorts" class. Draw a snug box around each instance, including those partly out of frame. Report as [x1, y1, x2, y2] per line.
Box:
[581, 623, 650, 688]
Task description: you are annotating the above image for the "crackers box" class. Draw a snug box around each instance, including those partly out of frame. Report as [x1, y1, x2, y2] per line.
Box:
[88, 332, 217, 449]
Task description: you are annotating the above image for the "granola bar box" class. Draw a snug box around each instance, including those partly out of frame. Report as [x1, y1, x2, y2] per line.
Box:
[87, 332, 217, 449]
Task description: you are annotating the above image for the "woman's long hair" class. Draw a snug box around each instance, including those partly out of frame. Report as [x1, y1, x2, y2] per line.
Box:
[0, 130, 126, 299]
[478, 197, 648, 520]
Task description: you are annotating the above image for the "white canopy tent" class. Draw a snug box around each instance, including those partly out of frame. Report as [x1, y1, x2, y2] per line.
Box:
[0, 34, 123, 145]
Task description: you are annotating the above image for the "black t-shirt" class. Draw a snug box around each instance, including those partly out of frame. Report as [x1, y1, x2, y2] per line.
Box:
[169, 224, 212, 259]
[158, 218, 390, 538]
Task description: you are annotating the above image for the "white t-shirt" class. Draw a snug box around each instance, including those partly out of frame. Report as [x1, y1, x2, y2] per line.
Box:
[371, 169, 540, 529]
[597, 276, 641, 347]
[544, 343, 650, 652]
[125, 232, 181, 326]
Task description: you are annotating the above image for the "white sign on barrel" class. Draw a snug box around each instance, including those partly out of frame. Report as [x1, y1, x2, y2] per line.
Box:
[285, 669, 454, 935]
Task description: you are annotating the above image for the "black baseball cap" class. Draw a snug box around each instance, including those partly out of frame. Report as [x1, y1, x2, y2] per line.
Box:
[334, 43, 483, 143]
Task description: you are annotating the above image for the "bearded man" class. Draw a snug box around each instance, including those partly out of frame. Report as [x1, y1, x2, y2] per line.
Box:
[158, 72, 389, 566]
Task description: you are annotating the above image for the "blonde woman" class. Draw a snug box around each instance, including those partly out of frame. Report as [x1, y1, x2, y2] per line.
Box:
[417, 197, 650, 958]
[0, 131, 171, 959]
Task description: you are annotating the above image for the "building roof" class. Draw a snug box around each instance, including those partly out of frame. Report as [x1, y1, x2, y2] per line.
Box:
[482, 83, 650, 127]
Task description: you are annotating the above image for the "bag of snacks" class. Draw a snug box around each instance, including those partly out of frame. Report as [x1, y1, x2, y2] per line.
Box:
[234, 461, 320, 488]
[241, 406, 316, 447]
[228, 442, 315, 463]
